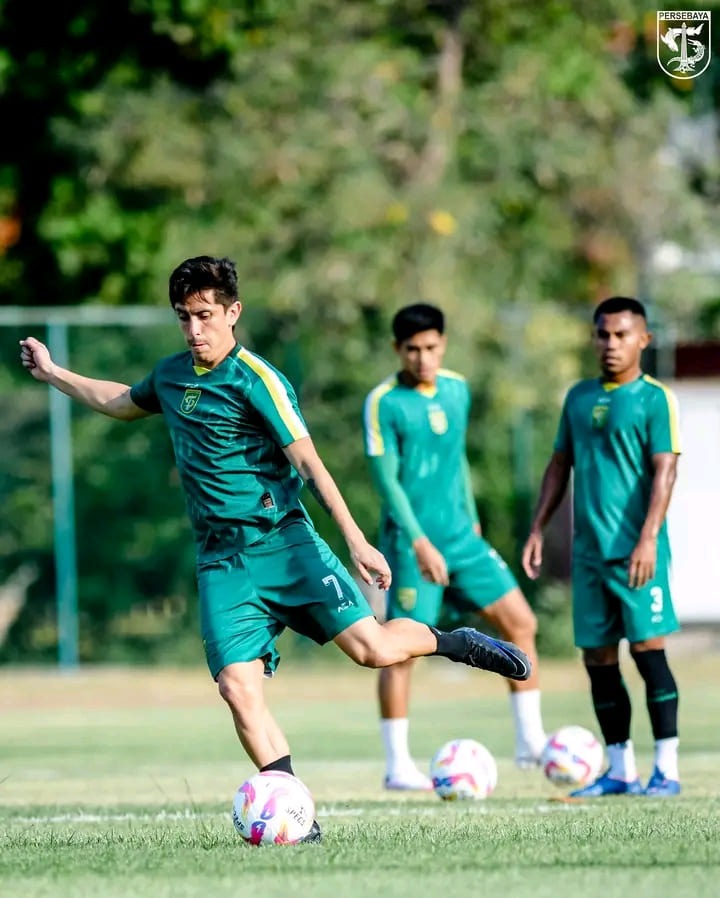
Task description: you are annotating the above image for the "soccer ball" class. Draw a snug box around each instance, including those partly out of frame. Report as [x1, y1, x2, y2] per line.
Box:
[231, 770, 315, 846]
[541, 725, 604, 787]
[430, 738, 498, 800]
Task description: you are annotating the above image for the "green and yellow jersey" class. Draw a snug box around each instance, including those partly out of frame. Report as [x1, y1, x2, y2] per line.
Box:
[554, 373, 681, 561]
[363, 370, 478, 546]
[130, 344, 309, 561]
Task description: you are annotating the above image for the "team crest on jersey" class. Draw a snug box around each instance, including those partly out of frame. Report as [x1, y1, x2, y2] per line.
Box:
[180, 388, 202, 414]
[591, 403, 609, 429]
[428, 405, 448, 435]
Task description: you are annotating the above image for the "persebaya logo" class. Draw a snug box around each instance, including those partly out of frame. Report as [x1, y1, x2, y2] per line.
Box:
[428, 405, 448, 435]
[657, 11, 711, 80]
[180, 388, 202, 414]
[591, 403, 609, 429]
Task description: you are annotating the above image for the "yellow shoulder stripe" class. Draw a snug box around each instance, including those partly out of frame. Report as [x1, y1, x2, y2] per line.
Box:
[363, 378, 396, 456]
[643, 375, 681, 453]
[438, 368, 466, 381]
[236, 347, 307, 440]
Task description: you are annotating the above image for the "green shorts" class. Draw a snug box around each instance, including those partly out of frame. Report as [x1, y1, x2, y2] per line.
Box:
[198, 512, 374, 679]
[572, 549, 680, 648]
[381, 527, 518, 625]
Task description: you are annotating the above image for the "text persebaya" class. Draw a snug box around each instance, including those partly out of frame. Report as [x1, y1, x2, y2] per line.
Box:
[657, 11, 712, 80]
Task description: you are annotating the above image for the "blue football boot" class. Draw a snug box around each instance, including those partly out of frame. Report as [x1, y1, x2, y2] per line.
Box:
[435, 627, 532, 681]
[644, 767, 681, 797]
[569, 769, 644, 798]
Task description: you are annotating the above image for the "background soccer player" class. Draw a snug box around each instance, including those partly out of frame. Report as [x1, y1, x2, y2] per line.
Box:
[363, 303, 546, 791]
[522, 295, 682, 798]
[20, 257, 531, 840]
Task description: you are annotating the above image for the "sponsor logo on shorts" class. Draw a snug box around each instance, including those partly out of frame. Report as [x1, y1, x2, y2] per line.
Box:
[260, 492, 275, 509]
[397, 588, 417, 611]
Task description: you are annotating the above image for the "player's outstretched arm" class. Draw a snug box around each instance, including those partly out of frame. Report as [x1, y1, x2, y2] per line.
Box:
[522, 450, 572, 580]
[19, 336, 150, 421]
[283, 436, 392, 590]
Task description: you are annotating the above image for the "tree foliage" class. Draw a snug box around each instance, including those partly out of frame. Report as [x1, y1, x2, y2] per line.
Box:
[1, 0, 718, 660]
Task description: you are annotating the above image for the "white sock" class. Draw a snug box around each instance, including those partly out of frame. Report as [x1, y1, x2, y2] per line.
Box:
[607, 740, 638, 781]
[510, 689, 546, 754]
[654, 737, 679, 781]
[380, 718, 413, 774]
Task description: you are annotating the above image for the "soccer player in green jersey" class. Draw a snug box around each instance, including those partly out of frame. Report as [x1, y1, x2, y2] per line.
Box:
[363, 303, 546, 791]
[20, 256, 531, 839]
[522, 296, 682, 798]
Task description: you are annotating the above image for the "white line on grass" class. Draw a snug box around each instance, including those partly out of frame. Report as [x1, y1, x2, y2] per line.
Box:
[9, 802, 594, 826]
[9, 810, 224, 825]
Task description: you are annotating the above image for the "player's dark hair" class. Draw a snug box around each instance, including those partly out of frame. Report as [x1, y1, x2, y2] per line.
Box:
[593, 296, 647, 323]
[168, 256, 239, 308]
[392, 303, 445, 343]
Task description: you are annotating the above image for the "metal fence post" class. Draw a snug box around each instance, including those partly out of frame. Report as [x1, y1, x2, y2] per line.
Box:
[47, 322, 79, 669]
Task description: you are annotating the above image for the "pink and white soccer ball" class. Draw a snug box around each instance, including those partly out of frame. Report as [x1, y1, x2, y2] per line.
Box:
[430, 738, 498, 800]
[541, 725, 605, 787]
[232, 770, 315, 846]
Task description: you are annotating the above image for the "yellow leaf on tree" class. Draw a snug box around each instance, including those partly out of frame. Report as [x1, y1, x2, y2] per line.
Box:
[427, 210, 457, 235]
[385, 203, 409, 224]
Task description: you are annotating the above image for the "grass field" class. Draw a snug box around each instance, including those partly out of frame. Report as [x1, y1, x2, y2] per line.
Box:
[2, 644, 719, 898]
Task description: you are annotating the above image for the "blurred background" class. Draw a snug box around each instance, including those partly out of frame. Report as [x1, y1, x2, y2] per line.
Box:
[1, 0, 719, 669]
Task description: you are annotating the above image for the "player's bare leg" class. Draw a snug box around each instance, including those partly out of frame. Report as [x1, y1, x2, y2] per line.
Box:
[218, 660, 324, 844]
[480, 588, 540, 690]
[262, 705, 291, 761]
[217, 659, 289, 768]
[480, 588, 546, 767]
[334, 616, 435, 666]
[378, 658, 433, 791]
[334, 615, 529, 679]
[379, 658, 415, 719]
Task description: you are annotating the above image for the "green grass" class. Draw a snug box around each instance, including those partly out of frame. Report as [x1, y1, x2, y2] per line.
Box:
[1, 649, 719, 897]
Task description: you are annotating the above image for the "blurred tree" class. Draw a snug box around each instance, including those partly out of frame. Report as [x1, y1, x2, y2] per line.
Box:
[1, 0, 718, 659]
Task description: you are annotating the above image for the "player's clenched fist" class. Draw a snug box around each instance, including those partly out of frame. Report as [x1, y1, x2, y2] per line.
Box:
[19, 337, 55, 381]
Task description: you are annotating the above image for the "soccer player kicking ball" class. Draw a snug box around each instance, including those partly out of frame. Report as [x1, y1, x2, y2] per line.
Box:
[522, 296, 682, 798]
[363, 304, 546, 792]
[20, 256, 531, 842]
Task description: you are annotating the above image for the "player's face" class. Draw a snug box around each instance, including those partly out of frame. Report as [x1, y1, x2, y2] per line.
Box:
[395, 329, 447, 387]
[593, 311, 650, 381]
[174, 291, 242, 368]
